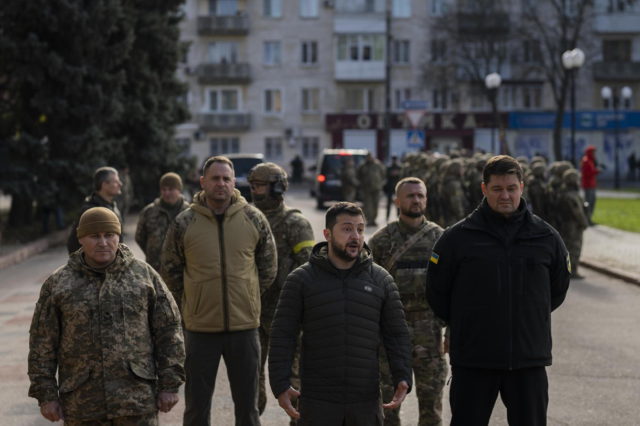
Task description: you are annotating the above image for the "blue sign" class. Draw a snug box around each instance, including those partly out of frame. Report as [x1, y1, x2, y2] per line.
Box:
[508, 111, 640, 130]
[402, 100, 429, 110]
[407, 130, 425, 147]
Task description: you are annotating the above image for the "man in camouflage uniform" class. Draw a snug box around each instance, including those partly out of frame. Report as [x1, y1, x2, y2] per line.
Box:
[341, 156, 359, 202]
[526, 163, 549, 220]
[248, 162, 315, 421]
[557, 169, 589, 279]
[29, 207, 185, 425]
[67, 166, 123, 253]
[357, 152, 386, 226]
[439, 160, 466, 228]
[135, 172, 189, 272]
[369, 177, 447, 426]
[161, 156, 277, 426]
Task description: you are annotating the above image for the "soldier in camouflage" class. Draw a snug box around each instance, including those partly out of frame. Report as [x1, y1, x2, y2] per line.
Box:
[357, 153, 386, 226]
[439, 160, 466, 228]
[248, 162, 315, 421]
[369, 177, 448, 426]
[557, 169, 589, 279]
[135, 172, 189, 272]
[341, 156, 359, 202]
[29, 207, 185, 425]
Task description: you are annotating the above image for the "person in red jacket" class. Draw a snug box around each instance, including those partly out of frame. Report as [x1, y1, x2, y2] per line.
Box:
[580, 145, 600, 225]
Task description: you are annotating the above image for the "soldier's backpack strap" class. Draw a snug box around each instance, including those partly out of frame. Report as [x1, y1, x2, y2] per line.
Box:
[269, 207, 301, 231]
[384, 221, 437, 272]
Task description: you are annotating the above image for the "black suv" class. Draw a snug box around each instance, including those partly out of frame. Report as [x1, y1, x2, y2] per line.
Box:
[311, 149, 368, 209]
[226, 153, 264, 201]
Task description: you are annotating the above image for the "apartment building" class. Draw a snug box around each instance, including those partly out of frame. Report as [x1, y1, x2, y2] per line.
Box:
[175, 0, 639, 174]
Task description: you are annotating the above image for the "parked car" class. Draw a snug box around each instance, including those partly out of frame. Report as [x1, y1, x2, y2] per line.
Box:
[226, 153, 264, 201]
[312, 148, 368, 209]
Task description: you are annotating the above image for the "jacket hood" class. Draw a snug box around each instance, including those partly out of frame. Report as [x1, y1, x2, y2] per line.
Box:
[190, 189, 247, 218]
[68, 243, 135, 273]
[309, 241, 373, 275]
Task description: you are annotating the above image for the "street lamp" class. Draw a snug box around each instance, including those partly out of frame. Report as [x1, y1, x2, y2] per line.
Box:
[562, 48, 585, 166]
[601, 85, 633, 189]
[485, 72, 502, 154]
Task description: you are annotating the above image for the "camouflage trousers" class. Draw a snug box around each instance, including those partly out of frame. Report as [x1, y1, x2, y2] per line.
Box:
[362, 190, 381, 224]
[64, 412, 158, 426]
[380, 319, 448, 426]
[564, 233, 583, 276]
[259, 321, 300, 426]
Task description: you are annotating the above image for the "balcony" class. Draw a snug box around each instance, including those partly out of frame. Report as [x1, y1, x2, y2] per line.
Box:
[593, 61, 640, 81]
[197, 14, 249, 36]
[197, 113, 251, 132]
[335, 61, 385, 82]
[195, 63, 251, 84]
[457, 12, 510, 35]
[594, 13, 640, 33]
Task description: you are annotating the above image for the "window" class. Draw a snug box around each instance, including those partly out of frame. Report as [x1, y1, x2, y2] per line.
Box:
[392, 0, 411, 17]
[563, 0, 578, 16]
[302, 88, 320, 112]
[430, 39, 446, 63]
[209, 0, 237, 15]
[300, 0, 319, 17]
[263, 41, 282, 65]
[432, 88, 448, 110]
[603, 39, 631, 62]
[344, 88, 375, 112]
[301, 136, 320, 159]
[521, 85, 542, 109]
[264, 0, 282, 17]
[393, 40, 410, 64]
[522, 40, 542, 63]
[500, 85, 517, 109]
[336, 0, 383, 13]
[337, 35, 385, 61]
[208, 42, 238, 63]
[265, 137, 283, 159]
[431, 0, 445, 16]
[301, 41, 318, 65]
[469, 86, 487, 110]
[265, 89, 283, 113]
[210, 137, 240, 155]
[208, 88, 239, 111]
[607, 0, 634, 12]
[393, 88, 411, 111]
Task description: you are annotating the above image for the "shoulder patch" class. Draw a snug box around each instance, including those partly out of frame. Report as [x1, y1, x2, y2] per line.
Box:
[566, 252, 572, 274]
[430, 251, 440, 265]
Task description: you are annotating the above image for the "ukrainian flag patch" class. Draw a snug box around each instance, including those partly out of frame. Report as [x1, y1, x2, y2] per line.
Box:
[430, 252, 440, 265]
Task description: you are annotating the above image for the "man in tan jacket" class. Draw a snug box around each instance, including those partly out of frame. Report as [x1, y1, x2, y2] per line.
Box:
[162, 156, 277, 426]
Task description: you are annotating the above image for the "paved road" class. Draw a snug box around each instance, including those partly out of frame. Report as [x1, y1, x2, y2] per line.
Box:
[1, 189, 639, 424]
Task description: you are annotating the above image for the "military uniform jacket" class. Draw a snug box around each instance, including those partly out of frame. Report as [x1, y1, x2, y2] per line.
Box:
[28, 245, 185, 421]
[161, 190, 277, 333]
[269, 243, 412, 404]
[67, 193, 123, 254]
[425, 199, 570, 370]
[135, 197, 189, 271]
[260, 204, 314, 325]
[369, 218, 445, 358]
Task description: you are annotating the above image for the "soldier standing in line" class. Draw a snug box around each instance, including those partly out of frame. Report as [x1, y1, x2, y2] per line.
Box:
[341, 156, 359, 202]
[357, 153, 386, 226]
[526, 163, 549, 220]
[67, 166, 123, 254]
[135, 172, 189, 272]
[29, 207, 185, 424]
[247, 163, 316, 422]
[369, 177, 447, 426]
[385, 155, 402, 222]
[439, 160, 466, 228]
[557, 169, 590, 279]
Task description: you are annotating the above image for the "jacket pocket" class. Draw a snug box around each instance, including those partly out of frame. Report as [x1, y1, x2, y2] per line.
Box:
[58, 368, 92, 393]
[129, 360, 157, 381]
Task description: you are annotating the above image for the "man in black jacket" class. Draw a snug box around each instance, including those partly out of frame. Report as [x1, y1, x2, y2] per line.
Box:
[269, 202, 413, 426]
[425, 155, 570, 426]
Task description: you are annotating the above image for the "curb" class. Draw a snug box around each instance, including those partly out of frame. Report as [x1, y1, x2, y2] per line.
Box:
[0, 229, 68, 270]
[580, 258, 640, 286]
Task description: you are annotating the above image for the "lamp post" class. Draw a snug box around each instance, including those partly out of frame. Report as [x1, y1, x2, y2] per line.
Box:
[601, 85, 633, 189]
[485, 72, 502, 154]
[562, 48, 585, 166]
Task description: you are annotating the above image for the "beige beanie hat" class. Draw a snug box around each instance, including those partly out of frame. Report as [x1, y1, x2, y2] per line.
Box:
[159, 172, 183, 190]
[76, 207, 121, 238]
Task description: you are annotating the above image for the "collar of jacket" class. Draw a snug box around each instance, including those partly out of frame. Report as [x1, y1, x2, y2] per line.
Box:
[190, 189, 247, 218]
[463, 198, 551, 240]
[87, 192, 115, 208]
[309, 241, 373, 275]
[69, 243, 135, 274]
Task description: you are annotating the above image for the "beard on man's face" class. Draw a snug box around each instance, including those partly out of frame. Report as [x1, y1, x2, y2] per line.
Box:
[330, 239, 361, 263]
[400, 205, 425, 218]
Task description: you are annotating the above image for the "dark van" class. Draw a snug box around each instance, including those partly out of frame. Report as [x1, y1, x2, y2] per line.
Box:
[312, 149, 368, 209]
